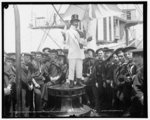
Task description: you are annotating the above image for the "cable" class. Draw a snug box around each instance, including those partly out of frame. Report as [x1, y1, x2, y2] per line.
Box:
[52, 4, 67, 26]
[43, 29, 62, 49]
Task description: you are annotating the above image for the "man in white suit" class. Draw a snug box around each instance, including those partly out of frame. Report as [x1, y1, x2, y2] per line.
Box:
[64, 14, 88, 88]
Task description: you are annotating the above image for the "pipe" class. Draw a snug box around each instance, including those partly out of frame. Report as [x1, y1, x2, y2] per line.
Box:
[13, 5, 22, 116]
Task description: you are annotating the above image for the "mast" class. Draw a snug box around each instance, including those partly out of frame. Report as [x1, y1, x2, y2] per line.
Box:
[13, 5, 22, 116]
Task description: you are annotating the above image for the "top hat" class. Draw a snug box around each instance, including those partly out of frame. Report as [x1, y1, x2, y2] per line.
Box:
[70, 14, 80, 23]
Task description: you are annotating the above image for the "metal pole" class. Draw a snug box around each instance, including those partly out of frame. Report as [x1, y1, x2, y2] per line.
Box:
[13, 5, 22, 116]
[125, 25, 129, 46]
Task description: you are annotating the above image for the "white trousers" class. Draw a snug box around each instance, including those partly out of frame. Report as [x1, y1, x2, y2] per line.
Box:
[68, 58, 83, 81]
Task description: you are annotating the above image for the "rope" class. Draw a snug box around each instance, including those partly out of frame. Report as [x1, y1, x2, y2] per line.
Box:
[52, 4, 67, 26]
[42, 29, 62, 49]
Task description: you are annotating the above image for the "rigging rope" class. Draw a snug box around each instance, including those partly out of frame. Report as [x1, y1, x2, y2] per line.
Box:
[52, 4, 68, 26]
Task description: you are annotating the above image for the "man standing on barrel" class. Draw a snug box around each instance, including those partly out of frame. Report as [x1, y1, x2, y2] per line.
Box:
[63, 14, 91, 88]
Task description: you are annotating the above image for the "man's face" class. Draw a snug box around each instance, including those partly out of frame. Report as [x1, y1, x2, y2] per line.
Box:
[84, 52, 88, 59]
[24, 56, 31, 63]
[98, 50, 104, 60]
[4, 54, 7, 62]
[113, 54, 119, 63]
[88, 51, 93, 58]
[6, 60, 13, 66]
[105, 52, 112, 59]
[133, 55, 143, 66]
[118, 52, 125, 63]
[36, 54, 42, 60]
[31, 53, 36, 58]
[125, 52, 133, 60]
[72, 21, 79, 28]
[44, 50, 50, 54]
[59, 57, 64, 65]
[51, 53, 57, 60]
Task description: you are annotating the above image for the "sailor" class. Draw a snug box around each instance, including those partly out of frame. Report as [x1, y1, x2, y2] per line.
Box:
[31, 51, 36, 59]
[3, 54, 16, 117]
[20, 53, 34, 117]
[31, 52, 45, 116]
[123, 46, 137, 76]
[123, 48, 144, 117]
[91, 48, 105, 112]
[114, 47, 134, 110]
[82, 48, 95, 107]
[102, 48, 117, 109]
[104, 48, 114, 59]
[41, 54, 68, 110]
[49, 49, 58, 62]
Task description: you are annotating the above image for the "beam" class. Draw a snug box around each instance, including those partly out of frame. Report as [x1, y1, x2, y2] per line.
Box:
[13, 5, 22, 116]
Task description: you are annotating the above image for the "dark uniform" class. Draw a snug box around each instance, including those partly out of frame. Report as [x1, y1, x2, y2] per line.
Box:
[103, 60, 116, 109]
[114, 47, 137, 111]
[41, 55, 68, 110]
[91, 58, 105, 111]
[114, 61, 132, 110]
[20, 55, 33, 117]
[3, 57, 16, 117]
[82, 49, 95, 107]
[123, 49, 145, 117]
[31, 56, 45, 114]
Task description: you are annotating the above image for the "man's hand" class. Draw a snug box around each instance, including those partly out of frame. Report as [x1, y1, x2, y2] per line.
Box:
[96, 82, 99, 88]
[110, 81, 114, 88]
[106, 80, 111, 84]
[47, 81, 52, 86]
[28, 84, 33, 90]
[103, 82, 106, 88]
[35, 83, 40, 88]
[4, 87, 11, 95]
[61, 31, 66, 40]
[87, 36, 92, 42]
[140, 96, 144, 105]
[42, 76, 45, 81]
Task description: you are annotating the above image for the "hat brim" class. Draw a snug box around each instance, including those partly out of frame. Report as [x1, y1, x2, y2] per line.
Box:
[70, 19, 80, 23]
[6, 57, 16, 62]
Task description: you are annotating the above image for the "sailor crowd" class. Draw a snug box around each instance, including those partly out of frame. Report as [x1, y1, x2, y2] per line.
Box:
[3, 46, 144, 117]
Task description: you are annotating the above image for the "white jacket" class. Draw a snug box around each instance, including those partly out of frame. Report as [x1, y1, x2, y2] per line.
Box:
[65, 26, 87, 59]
